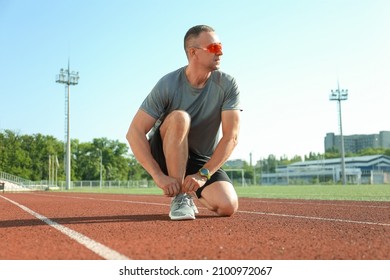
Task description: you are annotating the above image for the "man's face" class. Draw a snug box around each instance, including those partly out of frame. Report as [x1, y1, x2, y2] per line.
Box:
[193, 31, 223, 71]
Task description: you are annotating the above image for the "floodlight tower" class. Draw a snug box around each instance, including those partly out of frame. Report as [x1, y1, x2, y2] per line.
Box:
[329, 82, 348, 185]
[56, 60, 79, 190]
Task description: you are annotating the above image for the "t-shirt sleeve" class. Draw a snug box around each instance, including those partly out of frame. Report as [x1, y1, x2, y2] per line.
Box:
[140, 80, 168, 120]
[222, 77, 242, 111]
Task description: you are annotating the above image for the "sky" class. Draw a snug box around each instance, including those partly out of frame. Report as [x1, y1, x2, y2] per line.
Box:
[1, 0, 389, 163]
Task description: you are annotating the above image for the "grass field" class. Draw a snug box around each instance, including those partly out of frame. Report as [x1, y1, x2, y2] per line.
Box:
[62, 184, 390, 201]
[236, 184, 390, 201]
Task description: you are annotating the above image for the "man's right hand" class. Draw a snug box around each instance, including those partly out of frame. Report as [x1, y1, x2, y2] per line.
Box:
[154, 174, 181, 197]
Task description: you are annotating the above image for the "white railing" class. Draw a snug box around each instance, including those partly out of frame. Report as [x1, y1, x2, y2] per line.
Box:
[57, 180, 157, 190]
[0, 170, 157, 191]
[0, 171, 47, 191]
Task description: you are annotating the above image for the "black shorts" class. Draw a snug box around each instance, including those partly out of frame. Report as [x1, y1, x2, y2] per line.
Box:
[149, 128, 231, 198]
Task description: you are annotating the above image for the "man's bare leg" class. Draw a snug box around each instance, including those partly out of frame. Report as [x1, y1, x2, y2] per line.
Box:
[159, 110, 191, 192]
[198, 181, 238, 216]
[159, 111, 199, 220]
[158, 111, 197, 220]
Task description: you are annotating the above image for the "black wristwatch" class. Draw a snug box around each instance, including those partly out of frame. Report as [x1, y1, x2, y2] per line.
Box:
[198, 167, 211, 180]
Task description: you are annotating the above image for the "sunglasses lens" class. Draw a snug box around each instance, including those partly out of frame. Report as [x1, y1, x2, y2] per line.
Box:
[207, 43, 222, 54]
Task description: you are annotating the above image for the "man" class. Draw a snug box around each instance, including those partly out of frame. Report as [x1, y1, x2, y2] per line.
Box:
[126, 25, 241, 220]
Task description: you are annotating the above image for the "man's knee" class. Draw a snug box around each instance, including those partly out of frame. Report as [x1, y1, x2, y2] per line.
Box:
[161, 110, 191, 137]
[166, 110, 191, 126]
[199, 181, 238, 217]
[216, 198, 239, 217]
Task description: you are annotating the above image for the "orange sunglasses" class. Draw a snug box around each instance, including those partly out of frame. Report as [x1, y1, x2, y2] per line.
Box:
[192, 43, 223, 54]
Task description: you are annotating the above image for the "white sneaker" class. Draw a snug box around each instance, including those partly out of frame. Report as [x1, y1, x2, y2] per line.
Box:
[169, 193, 197, 220]
[188, 192, 199, 214]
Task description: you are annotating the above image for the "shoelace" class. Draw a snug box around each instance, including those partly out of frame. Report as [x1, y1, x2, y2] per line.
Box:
[173, 194, 191, 210]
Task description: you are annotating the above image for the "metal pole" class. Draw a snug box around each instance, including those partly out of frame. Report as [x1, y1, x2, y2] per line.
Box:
[338, 99, 347, 185]
[48, 155, 51, 188]
[250, 152, 256, 185]
[329, 82, 348, 185]
[66, 82, 71, 190]
[56, 59, 79, 191]
[55, 155, 58, 188]
[99, 149, 103, 189]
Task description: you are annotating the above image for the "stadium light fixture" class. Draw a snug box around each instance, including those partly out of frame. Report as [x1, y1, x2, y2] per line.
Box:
[56, 59, 79, 190]
[329, 82, 348, 185]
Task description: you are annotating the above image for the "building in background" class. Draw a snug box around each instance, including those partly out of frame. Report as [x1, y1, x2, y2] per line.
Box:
[324, 131, 390, 154]
[261, 155, 390, 185]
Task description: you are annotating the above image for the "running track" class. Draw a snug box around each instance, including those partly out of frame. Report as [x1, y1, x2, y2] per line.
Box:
[0, 192, 389, 260]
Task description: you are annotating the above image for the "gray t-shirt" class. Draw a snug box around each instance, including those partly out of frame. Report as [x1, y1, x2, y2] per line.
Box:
[140, 66, 241, 157]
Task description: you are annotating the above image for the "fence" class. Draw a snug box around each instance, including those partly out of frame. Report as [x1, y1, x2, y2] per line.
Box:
[0, 171, 47, 191]
[0, 171, 157, 192]
[57, 179, 157, 190]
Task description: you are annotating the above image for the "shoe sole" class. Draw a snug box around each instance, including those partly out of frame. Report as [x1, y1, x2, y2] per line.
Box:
[169, 213, 196, 220]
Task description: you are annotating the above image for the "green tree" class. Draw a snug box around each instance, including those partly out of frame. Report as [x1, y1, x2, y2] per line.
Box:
[127, 153, 150, 180]
[72, 137, 133, 181]
[358, 147, 385, 156]
[0, 130, 64, 180]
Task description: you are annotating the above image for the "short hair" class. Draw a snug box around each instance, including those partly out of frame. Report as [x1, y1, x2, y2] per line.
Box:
[184, 25, 215, 52]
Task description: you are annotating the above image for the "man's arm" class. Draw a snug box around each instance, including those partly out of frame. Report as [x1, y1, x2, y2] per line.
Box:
[126, 110, 161, 178]
[183, 109, 240, 193]
[126, 109, 181, 196]
[203, 109, 240, 175]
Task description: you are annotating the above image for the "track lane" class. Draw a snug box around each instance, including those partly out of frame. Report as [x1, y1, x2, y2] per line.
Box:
[0, 195, 105, 259]
[1, 192, 389, 260]
[1, 195, 129, 260]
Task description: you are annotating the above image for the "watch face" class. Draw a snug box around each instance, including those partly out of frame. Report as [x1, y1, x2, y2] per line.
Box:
[200, 168, 210, 178]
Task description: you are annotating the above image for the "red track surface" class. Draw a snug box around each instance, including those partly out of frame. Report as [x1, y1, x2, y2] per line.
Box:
[0, 192, 389, 260]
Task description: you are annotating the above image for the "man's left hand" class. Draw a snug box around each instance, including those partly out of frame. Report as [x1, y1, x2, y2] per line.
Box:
[183, 173, 207, 193]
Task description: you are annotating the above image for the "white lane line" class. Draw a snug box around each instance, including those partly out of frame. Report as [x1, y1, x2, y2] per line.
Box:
[35, 192, 389, 209]
[4, 193, 167, 212]
[30, 193, 169, 207]
[238, 210, 390, 227]
[238, 197, 389, 209]
[26, 193, 390, 227]
[0, 195, 129, 260]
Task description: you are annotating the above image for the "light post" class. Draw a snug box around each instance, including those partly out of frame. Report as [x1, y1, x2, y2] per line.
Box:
[99, 149, 103, 189]
[329, 82, 348, 185]
[250, 152, 256, 185]
[56, 60, 79, 190]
